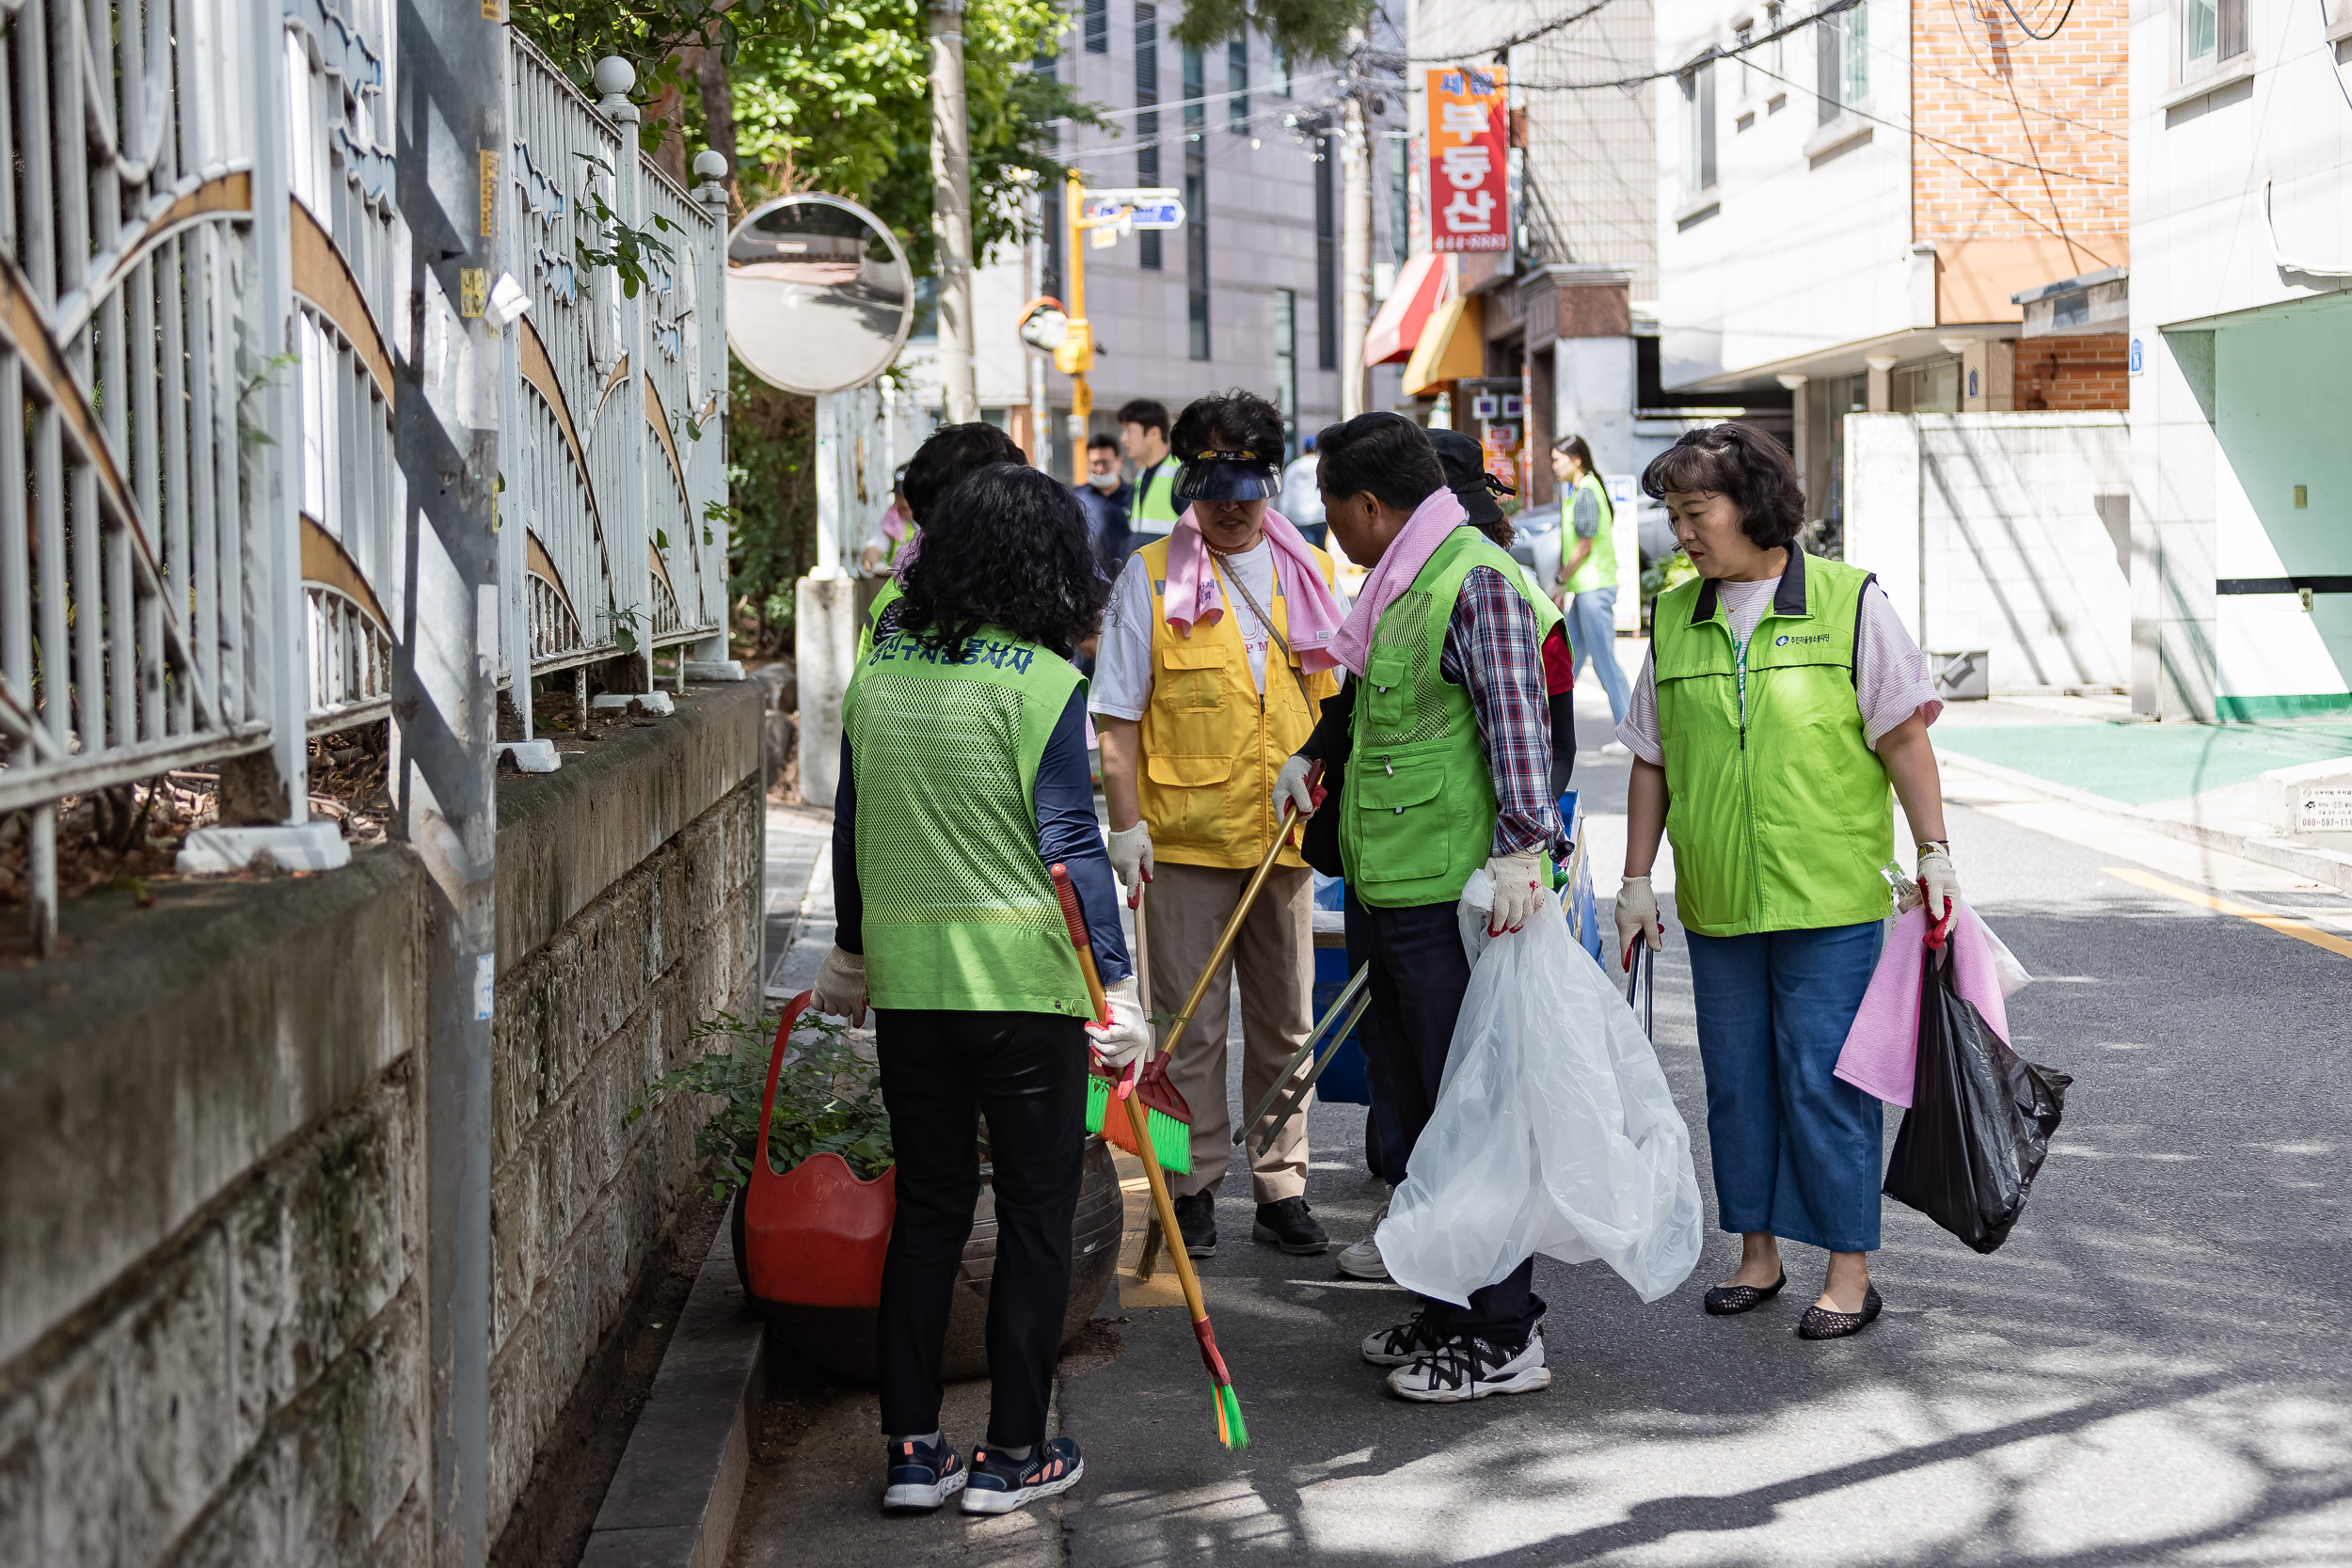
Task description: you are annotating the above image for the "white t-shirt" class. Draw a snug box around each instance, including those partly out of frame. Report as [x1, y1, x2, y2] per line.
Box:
[1090, 542, 1278, 719]
[1279, 455, 1326, 525]
[1615, 575, 1943, 760]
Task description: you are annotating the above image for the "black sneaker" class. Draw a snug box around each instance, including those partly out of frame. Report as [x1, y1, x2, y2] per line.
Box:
[961, 1437, 1085, 1515]
[1251, 1196, 1329, 1255]
[1171, 1190, 1216, 1258]
[1360, 1311, 1449, 1367]
[881, 1433, 966, 1512]
[1386, 1332, 1551, 1402]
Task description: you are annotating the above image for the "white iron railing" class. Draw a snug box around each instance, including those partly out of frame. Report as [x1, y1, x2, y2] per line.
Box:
[0, 3, 732, 952]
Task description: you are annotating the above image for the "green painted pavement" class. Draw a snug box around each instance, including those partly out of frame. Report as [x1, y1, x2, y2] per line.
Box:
[1936, 721, 2352, 806]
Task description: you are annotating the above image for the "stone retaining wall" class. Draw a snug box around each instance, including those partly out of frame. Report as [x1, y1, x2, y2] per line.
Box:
[0, 681, 762, 1566]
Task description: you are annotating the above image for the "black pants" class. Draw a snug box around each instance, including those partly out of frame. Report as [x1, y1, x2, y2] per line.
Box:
[874, 1008, 1087, 1449]
[1345, 894, 1545, 1349]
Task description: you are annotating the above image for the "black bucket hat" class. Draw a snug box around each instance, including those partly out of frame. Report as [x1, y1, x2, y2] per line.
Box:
[1174, 446, 1281, 503]
[1424, 429, 1515, 526]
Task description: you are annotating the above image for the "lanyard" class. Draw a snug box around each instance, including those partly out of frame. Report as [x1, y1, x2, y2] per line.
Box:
[1211, 550, 1317, 712]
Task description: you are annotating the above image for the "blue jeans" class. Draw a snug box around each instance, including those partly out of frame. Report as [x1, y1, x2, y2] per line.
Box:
[1566, 586, 1630, 726]
[1685, 921, 1885, 1253]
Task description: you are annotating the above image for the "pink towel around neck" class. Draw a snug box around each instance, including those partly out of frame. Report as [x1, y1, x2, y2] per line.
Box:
[1161, 505, 1346, 673]
[1834, 902, 2016, 1108]
[1328, 487, 1469, 677]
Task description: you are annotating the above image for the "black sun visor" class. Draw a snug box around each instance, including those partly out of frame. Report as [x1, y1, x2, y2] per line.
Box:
[1175, 448, 1281, 502]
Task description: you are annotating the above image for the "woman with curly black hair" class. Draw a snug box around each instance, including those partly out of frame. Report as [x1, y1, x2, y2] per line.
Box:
[1613, 422, 1953, 1340]
[808, 462, 1144, 1516]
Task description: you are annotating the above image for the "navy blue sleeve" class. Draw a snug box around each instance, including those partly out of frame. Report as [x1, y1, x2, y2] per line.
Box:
[833, 732, 863, 956]
[1035, 685, 1133, 986]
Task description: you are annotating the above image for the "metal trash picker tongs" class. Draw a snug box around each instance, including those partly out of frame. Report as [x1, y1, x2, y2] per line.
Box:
[1232, 962, 1375, 1160]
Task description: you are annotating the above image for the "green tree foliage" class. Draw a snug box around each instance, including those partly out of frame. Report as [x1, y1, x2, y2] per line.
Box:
[1168, 0, 1371, 61]
[724, 0, 1091, 276]
[509, 1, 811, 135]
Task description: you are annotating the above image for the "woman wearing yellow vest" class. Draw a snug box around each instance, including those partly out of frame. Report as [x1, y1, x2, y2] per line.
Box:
[1092, 389, 1347, 1260]
[810, 464, 1147, 1513]
[1612, 424, 1959, 1341]
[1549, 435, 1632, 727]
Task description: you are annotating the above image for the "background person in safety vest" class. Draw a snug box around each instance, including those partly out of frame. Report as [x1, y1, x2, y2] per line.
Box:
[1117, 398, 1183, 551]
[1091, 389, 1348, 1261]
[858, 421, 1028, 660]
[1549, 435, 1632, 730]
[1612, 423, 1955, 1343]
[809, 462, 1146, 1517]
[1276, 412, 1567, 1404]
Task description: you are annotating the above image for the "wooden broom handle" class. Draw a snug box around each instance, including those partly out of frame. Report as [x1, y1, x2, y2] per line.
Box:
[1158, 762, 1321, 1065]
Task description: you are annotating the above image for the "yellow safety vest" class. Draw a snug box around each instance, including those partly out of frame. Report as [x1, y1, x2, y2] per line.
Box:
[1136, 535, 1341, 870]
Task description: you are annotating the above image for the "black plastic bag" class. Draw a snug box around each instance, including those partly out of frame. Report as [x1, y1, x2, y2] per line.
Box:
[1882, 946, 2072, 1254]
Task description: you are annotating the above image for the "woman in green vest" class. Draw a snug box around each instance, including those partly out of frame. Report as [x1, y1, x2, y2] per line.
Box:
[1612, 423, 1959, 1340]
[810, 463, 1148, 1513]
[1549, 435, 1632, 727]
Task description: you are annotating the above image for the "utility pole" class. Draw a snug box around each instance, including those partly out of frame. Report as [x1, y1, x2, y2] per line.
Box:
[930, 0, 980, 422]
[394, 0, 501, 1561]
[1340, 31, 1374, 420]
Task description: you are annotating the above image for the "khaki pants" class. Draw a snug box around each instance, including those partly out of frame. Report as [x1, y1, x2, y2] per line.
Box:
[1143, 862, 1314, 1202]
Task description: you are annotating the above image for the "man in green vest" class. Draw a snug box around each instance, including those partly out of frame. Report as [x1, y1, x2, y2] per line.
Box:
[1277, 412, 1567, 1405]
[1118, 398, 1183, 551]
[811, 463, 1147, 1514]
[857, 422, 1027, 660]
[1549, 434, 1631, 727]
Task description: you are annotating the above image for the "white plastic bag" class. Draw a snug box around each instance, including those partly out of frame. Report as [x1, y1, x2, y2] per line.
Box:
[1375, 872, 1704, 1306]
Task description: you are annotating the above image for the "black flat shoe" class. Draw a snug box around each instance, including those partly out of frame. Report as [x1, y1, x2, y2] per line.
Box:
[1798, 1285, 1883, 1340]
[1703, 1271, 1787, 1316]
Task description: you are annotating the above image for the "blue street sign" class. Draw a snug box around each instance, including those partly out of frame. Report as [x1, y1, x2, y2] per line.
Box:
[1130, 199, 1184, 230]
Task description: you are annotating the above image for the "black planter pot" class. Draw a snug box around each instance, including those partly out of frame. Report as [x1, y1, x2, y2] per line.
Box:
[730, 1135, 1122, 1381]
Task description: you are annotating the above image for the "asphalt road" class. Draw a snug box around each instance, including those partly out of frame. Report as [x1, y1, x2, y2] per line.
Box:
[728, 698, 2352, 1567]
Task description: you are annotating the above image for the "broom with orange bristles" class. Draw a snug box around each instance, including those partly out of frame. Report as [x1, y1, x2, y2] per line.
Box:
[1050, 863, 1248, 1449]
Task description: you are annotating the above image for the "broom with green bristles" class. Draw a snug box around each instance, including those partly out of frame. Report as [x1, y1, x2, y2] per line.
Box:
[1079, 882, 1195, 1174]
[1051, 863, 1248, 1449]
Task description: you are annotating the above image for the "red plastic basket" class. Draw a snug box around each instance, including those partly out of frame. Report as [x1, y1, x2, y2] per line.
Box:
[740, 990, 897, 1308]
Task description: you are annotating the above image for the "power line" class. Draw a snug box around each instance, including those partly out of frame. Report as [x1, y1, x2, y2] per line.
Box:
[1998, 0, 2076, 40]
[1740, 57, 2118, 184]
[1488, 0, 1864, 93]
[1393, 0, 1618, 64]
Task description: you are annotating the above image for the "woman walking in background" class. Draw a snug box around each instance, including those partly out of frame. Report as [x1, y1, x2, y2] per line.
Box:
[1549, 436, 1632, 729]
[1613, 423, 1956, 1339]
[810, 464, 1150, 1513]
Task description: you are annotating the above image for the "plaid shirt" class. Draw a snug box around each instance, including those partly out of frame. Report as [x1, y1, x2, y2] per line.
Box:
[1439, 566, 1565, 857]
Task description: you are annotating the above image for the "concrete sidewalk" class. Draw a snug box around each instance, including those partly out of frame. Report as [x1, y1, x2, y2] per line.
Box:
[1931, 694, 2352, 894]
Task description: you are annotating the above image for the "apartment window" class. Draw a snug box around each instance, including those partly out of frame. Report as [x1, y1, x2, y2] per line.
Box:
[1274, 290, 1299, 458]
[1892, 358, 1961, 414]
[1818, 2, 1867, 123]
[1137, 4, 1162, 270]
[1682, 60, 1717, 193]
[1084, 0, 1106, 53]
[1766, 1, 1783, 70]
[1315, 135, 1338, 369]
[1735, 21, 1753, 95]
[1229, 38, 1250, 133]
[1185, 47, 1209, 358]
[1041, 180, 1062, 303]
[2181, 0, 2249, 75]
[1273, 42, 1292, 97]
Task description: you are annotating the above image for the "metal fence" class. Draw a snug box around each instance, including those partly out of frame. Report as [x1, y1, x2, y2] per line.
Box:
[0, 1, 731, 952]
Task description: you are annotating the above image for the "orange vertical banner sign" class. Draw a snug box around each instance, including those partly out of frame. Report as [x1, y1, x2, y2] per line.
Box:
[1425, 66, 1509, 255]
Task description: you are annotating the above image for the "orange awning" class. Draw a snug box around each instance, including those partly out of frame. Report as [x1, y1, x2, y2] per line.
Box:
[1403, 293, 1484, 396]
[1364, 253, 1447, 366]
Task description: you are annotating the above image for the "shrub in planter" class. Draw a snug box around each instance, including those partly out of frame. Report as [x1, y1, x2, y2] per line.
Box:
[628, 994, 1120, 1380]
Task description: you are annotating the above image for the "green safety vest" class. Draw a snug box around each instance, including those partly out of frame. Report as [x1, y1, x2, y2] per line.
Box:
[1651, 553, 1892, 937]
[1562, 470, 1616, 595]
[843, 624, 1091, 1014]
[857, 578, 902, 662]
[1130, 458, 1182, 532]
[1340, 527, 1564, 909]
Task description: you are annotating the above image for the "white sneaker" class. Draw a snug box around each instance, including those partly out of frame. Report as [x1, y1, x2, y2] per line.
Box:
[1387, 1332, 1550, 1402]
[1336, 1198, 1391, 1280]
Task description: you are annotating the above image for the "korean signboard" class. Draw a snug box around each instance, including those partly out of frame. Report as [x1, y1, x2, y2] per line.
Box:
[1426, 66, 1508, 254]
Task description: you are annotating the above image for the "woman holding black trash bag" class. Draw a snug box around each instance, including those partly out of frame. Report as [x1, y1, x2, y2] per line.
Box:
[1612, 423, 1953, 1340]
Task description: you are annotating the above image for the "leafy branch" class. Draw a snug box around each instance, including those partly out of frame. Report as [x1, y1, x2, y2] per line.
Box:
[573, 152, 681, 299]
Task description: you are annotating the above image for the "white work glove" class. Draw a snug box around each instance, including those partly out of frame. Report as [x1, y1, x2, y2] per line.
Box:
[1614, 875, 1663, 969]
[1107, 823, 1154, 904]
[1481, 849, 1549, 936]
[1916, 846, 1960, 923]
[1273, 752, 1321, 818]
[1086, 974, 1152, 1071]
[810, 945, 867, 1025]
